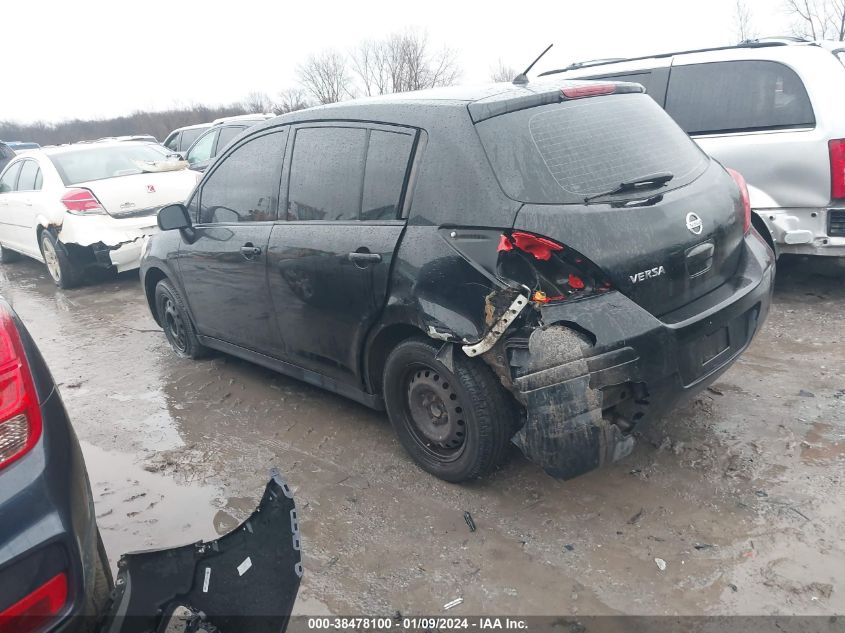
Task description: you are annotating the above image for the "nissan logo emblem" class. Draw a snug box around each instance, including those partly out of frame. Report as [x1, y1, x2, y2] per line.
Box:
[686, 212, 703, 235]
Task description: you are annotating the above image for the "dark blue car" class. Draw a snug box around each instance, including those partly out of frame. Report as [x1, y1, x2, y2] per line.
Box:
[0, 298, 111, 632]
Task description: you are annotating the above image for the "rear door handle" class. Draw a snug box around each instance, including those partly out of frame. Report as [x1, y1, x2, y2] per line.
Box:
[347, 251, 382, 265]
[240, 243, 262, 260]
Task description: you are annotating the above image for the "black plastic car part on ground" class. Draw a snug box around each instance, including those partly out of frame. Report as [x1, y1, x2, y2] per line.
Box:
[98, 469, 301, 633]
[140, 78, 775, 483]
[0, 297, 112, 633]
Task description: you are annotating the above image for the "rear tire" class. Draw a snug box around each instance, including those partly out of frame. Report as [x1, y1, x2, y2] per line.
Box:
[39, 230, 83, 288]
[383, 337, 515, 482]
[155, 278, 209, 359]
[0, 244, 21, 263]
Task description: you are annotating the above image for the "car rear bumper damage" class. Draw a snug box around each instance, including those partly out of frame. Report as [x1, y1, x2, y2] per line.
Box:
[54, 213, 159, 272]
[99, 469, 301, 633]
[487, 232, 775, 480]
[756, 206, 845, 257]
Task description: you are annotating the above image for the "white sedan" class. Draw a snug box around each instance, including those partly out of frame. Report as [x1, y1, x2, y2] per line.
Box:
[0, 141, 199, 288]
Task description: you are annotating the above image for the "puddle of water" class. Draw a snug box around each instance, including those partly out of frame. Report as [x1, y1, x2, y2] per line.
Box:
[81, 441, 222, 566]
[801, 422, 845, 464]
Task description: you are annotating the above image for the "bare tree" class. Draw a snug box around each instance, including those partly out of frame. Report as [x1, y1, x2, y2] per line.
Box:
[297, 50, 354, 104]
[243, 91, 273, 114]
[273, 88, 311, 115]
[734, 0, 757, 42]
[349, 29, 461, 95]
[785, 0, 845, 40]
[490, 59, 517, 82]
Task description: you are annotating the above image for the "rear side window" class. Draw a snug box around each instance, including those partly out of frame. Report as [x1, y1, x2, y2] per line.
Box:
[17, 160, 41, 191]
[665, 61, 815, 135]
[216, 126, 245, 154]
[287, 127, 367, 221]
[180, 128, 204, 151]
[0, 162, 21, 193]
[199, 130, 287, 223]
[477, 93, 707, 203]
[361, 130, 415, 220]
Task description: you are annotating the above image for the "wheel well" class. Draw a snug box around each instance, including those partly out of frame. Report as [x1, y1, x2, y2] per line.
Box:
[751, 211, 777, 255]
[143, 267, 168, 326]
[365, 323, 425, 394]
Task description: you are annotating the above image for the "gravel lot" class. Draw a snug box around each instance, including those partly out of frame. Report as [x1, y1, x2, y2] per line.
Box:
[1, 256, 843, 617]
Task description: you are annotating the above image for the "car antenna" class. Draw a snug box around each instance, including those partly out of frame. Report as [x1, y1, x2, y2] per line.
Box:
[512, 44, 553, 85]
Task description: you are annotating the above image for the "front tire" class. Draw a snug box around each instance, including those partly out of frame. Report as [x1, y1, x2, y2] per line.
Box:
[39, 230, 82, 288]
[383, 337, 515, 482]
[0, 244, 21, 263]
[155, 278, 208, 359]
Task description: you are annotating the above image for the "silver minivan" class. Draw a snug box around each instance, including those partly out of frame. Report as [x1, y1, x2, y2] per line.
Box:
[541, 38, 845, 258]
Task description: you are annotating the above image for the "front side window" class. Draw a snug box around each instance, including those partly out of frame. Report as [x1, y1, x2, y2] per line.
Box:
[187, 129, 217, 165]
[287, 127, 367, 221]
[164, 132, 180, 151]
[0, 162, 22, 193]
[198, 129, 287, 224]
[17, 160, 41, 191]
[665, 60, 815, 135]
[361, 130, 415, 220]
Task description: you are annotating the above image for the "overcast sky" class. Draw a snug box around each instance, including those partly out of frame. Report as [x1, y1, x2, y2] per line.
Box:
[5, 0, 792, 124]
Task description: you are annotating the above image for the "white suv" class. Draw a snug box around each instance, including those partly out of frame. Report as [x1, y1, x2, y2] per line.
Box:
[542, 38, 845, 258]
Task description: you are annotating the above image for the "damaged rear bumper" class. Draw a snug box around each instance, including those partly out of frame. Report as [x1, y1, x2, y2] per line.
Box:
[57, 213, 159, 272]
[507, 232, 775, 480]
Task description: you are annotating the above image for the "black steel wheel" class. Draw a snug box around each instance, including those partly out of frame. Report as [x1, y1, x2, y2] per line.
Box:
[154, 278, 208, 359]
[383, 336, 515, 482]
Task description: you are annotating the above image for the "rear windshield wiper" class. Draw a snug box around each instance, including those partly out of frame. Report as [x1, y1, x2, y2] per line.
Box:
[583, 171, 674, 204]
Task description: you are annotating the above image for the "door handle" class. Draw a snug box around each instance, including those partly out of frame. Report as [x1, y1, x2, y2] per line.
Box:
[347, 251, 382, 265]
[240, 243, 262, 260]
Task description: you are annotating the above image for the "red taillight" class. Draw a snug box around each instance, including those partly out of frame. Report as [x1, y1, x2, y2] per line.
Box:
[0, 305, 42, 471]
[0, 572, 68, 633]
[727, 168, 751, 234]
[561, 83, 616, 99]
[829, 139, 845, 199]
[60, 188, 104, 214]
[496, 230, 610, 303]
[500, 231, 564, 261]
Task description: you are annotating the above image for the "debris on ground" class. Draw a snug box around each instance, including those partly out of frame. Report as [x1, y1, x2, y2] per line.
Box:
[655, 558, 667, 571]
[755, 490, 768, 498]
[627, 508, 644, 525]
[463, 511, 476, 532]
[798, 389, 815, 398]
[694, 543, 715, 551]
[564, 544, 575, 552]
[707, 386, 724, 396]
[443, 598, 463, 610]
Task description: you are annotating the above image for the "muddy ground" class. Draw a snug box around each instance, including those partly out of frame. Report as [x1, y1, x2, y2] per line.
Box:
[1, 256, 843, 617]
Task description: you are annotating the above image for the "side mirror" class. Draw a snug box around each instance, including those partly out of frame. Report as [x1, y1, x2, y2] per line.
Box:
[158, 203, 192, 231]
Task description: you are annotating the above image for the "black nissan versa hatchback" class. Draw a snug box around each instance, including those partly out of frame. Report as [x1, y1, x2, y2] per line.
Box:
[140, 78, 775, 483]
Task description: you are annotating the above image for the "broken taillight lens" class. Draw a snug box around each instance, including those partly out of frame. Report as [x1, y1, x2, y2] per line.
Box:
[60, 188, 105, 214]
[726, 168, 751, 234]
[0, 305, 42, 471]
[497, 231, 610, 304]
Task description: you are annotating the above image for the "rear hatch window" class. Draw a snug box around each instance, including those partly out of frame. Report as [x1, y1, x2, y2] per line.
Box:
[49, 144, 171, 185]
[476, 93, 708, 204]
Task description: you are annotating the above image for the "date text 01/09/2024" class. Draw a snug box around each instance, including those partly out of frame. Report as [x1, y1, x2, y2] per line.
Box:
[306, 617, 529, 630]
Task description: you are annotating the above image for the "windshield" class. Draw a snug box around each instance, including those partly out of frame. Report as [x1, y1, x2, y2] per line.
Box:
[476, 93, 708, 204]
[49, 144, 170, 185]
